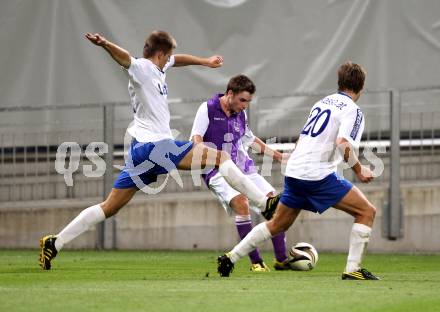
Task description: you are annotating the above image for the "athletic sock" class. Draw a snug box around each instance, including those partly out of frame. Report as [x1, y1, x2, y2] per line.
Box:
[235, 215, 263, 264]
[55, 204, 105, 251]
[229, 222, 272, 263]
[219, 159, 267, 208]
[271, 232, 288, 262]
[345, 223, 372, 273]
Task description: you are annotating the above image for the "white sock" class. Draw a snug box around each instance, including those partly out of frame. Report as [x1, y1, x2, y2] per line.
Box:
[55, 204, 106, 251]
[219, 159, 267, 208]
[235, 214, 251, 223]
[345, 223, 372, 273]
[229, 222, 272, 263]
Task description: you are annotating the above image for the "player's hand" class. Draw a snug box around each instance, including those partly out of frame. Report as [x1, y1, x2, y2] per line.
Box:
[85, 33, 108, 47]
[205, 55, 224, 68]
[356, 165, 374, 183]
[281, 152, 291, 165]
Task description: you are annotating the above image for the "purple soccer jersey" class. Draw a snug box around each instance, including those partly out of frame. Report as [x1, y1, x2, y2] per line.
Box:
[202, 94, 256, 185]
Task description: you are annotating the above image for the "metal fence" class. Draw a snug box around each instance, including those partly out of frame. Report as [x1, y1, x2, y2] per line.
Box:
[1, 87, 440, 239]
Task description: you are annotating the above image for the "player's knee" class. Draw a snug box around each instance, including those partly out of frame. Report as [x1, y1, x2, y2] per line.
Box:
[234, 199, 249, 216]
[230, 194, 249, 214]
[368, 204, 377, 220]
[360, 203, 376, 222]
[267, 217, 290, 235]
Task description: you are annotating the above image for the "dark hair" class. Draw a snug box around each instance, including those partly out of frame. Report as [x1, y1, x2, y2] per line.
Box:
[226, 75, 256, 95]
[143, 30, 177, 58]
[337, 62, 366, 94]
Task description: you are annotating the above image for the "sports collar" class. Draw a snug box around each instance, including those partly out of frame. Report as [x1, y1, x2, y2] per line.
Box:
[338, 92, 352, 99]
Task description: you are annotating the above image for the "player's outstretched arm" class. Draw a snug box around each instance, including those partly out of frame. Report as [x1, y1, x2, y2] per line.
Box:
[250, 137, 284, 163]
[85, 33, 131, 69]
[173, 54, 223, 68]
[336, 137, 373, 183]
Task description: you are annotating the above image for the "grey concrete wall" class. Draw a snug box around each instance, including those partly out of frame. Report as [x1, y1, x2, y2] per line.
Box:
[0, 181, 439, 253]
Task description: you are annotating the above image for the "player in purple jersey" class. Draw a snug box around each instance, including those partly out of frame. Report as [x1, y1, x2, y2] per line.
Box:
[191, 75, 291, 271]
[39, 31, 280, 270]
[218, 62, 380, 280]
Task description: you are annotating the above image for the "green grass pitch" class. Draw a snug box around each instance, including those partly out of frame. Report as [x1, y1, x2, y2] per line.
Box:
[1, 250, 440, 312]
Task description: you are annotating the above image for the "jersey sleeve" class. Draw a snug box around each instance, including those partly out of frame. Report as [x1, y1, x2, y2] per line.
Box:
[163, 55, 175, 72]
[241, 111, 256, 148]
[337, 106, 365, 148]
[190, 102, 209, 140]
[126, 57, 151, 85]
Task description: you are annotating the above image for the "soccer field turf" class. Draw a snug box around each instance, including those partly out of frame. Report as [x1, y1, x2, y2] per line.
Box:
[1, 250, 440, 312]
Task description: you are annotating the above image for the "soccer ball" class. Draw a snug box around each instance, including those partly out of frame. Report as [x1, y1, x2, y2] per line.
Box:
[288, 242, 319, 271]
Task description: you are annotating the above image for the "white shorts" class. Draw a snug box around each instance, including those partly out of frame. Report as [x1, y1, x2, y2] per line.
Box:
[208, 172, 276, 216]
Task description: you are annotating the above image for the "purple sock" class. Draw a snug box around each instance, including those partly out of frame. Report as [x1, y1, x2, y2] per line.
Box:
[235, 215, 263, 264]
[271, 232, 288, 262]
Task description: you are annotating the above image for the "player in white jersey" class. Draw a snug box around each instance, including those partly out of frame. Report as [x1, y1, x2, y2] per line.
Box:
[218, 62, 380, 280]
[191, 75, 291, 272]
[39, 31, 280, 270]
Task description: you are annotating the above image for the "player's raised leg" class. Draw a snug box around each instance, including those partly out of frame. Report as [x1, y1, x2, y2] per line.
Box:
[177, 143, 280, 219]
[39, 187, 137, 270]
[334, 186, 379, 280]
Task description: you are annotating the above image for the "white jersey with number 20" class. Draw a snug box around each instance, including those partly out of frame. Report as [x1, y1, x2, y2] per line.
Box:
[285, 93, 365, 181]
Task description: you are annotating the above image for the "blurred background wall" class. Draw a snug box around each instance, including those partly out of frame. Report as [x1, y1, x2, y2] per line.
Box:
[2, 0, 440, 107]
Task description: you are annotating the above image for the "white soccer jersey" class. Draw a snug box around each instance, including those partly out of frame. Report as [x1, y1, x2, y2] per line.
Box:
[285, 93, 365, 180]
[125, 55, 175, 142]
[190, 102, 210, 139]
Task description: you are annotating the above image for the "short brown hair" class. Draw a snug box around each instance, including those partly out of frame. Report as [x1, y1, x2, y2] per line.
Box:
[143, 30, 177, 58]
[337, 62, 366, 94]
[226, 75, 256, 95]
